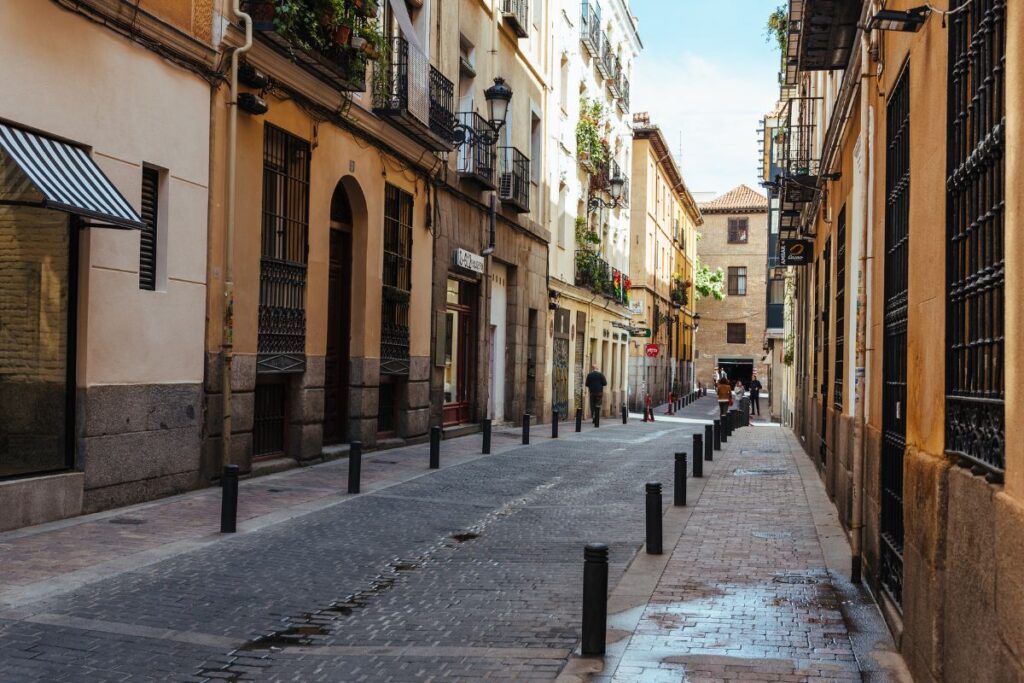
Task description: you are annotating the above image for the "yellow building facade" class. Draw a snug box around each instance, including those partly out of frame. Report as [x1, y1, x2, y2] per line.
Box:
[776, 1, 1024, 680]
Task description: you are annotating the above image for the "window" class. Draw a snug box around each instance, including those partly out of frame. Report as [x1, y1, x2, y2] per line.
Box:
[728, 217, 748, 244]
[727, 266, 747, 296]
[258, 125, 310, 373]
[945, 0, 1005, 478]
[381, 183, 414, 375]
[727, 323, 746, 344]
[769, 276, 785, 304]
[139, 166, 160, 290]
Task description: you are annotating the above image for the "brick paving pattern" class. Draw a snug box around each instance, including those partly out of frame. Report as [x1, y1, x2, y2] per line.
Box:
[0, 398, 903, 682]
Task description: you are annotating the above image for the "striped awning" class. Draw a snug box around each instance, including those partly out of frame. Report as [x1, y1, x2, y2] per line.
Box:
[0, 123, 144, 229]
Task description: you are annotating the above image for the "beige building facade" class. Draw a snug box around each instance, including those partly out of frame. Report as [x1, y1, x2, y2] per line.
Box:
[694, 185, 770, 390]
[628, 115, 700, 409]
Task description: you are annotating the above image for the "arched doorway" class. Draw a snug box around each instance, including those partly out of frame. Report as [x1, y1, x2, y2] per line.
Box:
[324, 182, 353, 445]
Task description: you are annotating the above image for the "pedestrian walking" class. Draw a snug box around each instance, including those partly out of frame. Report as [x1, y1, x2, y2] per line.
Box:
[585, 364, 607, 420]
[716, 375, 732, 417]
[749, 374, 762, 416]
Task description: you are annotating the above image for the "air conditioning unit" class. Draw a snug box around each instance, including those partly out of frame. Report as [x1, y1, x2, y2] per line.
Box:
[498, 172, 515, 200]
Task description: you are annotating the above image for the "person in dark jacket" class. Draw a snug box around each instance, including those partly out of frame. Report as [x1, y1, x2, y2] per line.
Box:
[749, 374, 763, 416]
[584, 365, 607, 419]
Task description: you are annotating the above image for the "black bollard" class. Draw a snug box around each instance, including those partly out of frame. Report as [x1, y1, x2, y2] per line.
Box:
[430, 426, 441, 469]
[522, 414, 531, 445]
[220, 464, 239, 533]
[714, 418, 723, 449]
[581, 543, 609, 656]
[594, 408, 600, 429]
[721, 413, 729, 443]
[674, 453, 687, 507]
[552, 410, 559, 439]
[693, 441, 704, 478]
[347, 440, 362, 494]
[693, 433, 703, 474]
[576, 408, 583, 432]
[621, 404, 628, 424]
[646, 482, 663, 555]
[704, 424, 713, 461]
[482, 419, 492, 454]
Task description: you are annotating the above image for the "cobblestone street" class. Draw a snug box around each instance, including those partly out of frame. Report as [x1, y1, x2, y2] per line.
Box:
[0, 399, 907, 681]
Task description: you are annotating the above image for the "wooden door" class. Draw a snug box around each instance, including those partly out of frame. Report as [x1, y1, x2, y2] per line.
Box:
[324, 229, 352, 444]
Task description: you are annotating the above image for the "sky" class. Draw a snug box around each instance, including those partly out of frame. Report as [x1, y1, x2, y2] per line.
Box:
[629, 0, 783, 196]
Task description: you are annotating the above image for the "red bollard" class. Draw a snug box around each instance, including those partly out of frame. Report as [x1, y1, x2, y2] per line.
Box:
[666, 392, 675, 415]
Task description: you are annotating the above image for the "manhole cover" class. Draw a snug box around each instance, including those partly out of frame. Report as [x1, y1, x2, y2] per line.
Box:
[753, 530, 793, 539]
[450, 531, 480, 542]
[773, 574, 819, 585]
[734, 468, 787, 476]
[109, 517, 146, 525]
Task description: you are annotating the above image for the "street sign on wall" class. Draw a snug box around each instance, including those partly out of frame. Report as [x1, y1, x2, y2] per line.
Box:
[633, 328, 652, 338]
[780, 239, 812, 266]
[645, 344, 660, 358]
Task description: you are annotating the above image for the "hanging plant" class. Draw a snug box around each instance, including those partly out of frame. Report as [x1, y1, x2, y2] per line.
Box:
[576, 96, 608, 166]
[575, 216, 600, 248]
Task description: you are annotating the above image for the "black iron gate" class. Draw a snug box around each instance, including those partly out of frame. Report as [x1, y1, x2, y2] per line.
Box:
[552, 309, 570, 420]
[945, 0, 1006, 480]
[881, 65, 910, 608]
[820, 238, 831, 467]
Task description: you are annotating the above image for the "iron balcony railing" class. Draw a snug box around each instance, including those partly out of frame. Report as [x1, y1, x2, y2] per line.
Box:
[373, 36, 455, 152]
[596, 32, 612, 78]
[243, 0, 366, 92]
[502, 0, 529, 38]
[608, 55, 622, 97]
[618, 76, 630, 113]
[498, 147, 530, 213]
[580, 0, 601, 57]
[575, 250, 629, 304]
[455, 112, 497, 189]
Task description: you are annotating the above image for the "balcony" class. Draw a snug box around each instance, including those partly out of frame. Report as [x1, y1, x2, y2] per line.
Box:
[455, 112, 497, 190]
[373, 37, 455, 152]
[608, 56, 622, 97]
[773, 95, 823, 238]
[575, 250, 630, 305]
[596, 33, 613, 78]
[791, 0, 861, 74]
[243, 0, 367, 92]
[502, 0, 529, 38]
[580, 0, 601, 57]
[498, 147, 530, 213]
[618, 76, 630, 113]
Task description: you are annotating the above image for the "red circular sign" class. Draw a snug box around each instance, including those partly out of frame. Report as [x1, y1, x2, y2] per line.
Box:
[645, 344, 660, 358]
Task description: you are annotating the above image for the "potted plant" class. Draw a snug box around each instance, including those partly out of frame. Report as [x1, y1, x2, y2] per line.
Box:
[353, 0, 380, 18]
[354, 16, 386, 59]
[273, 1, 325, 52]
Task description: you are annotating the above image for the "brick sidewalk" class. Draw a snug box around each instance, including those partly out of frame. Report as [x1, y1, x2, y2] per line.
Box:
[587, 422, 909, 682]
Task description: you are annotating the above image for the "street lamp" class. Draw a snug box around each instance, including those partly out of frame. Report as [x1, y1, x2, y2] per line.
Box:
[452, 77, 514, 147]
[693, 313, 701, 332]
[588, 174, 625, 214]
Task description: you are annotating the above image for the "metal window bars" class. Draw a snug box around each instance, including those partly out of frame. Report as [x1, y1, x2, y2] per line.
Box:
[945, 0, 1006, 480]
[834, 207, 846, 411]
[258, 125, 310, 374]
[498, 147, 530, 213]
[455, 112, 497, 189]
[502, 0, 529, 38]
[580, 0, 601, 57]
[381, 184, 414, 375]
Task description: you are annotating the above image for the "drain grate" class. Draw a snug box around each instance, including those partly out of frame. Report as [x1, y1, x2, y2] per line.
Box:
[108, 517, 146, 525]
[773, 573, 820, 585]
[753, 530, 793, 540]
[734, 468, 788, 476]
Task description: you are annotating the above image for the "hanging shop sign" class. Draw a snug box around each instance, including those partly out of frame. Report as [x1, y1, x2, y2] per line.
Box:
[453, 248, 485, 274]
[779, 239, 813, 266]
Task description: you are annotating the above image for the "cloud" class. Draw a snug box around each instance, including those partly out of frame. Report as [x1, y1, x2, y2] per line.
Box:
[631, 52, 780, 195]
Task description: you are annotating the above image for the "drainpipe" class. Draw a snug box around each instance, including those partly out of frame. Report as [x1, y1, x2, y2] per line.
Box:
[850, 28, 873, 583]
[222, 1, 253, 469]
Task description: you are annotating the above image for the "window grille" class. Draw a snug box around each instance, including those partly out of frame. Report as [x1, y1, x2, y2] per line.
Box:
[382, 184, 413, 375]
[139, 166, 159, 290]
[945, 0, 1005, 480]
[881, 65, 911, 608]
[258, 125, 310, 374]
[727, 323, 746, 344]
[727, 266, 747, 296]
[727, 217, 749, 244]
[834, 207, 846, 410]
[820, 237, 830, 467]
[253, 382, 286, 457]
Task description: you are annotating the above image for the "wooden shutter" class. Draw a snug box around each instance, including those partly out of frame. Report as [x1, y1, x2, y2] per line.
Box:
[139, 166, 158, 290]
